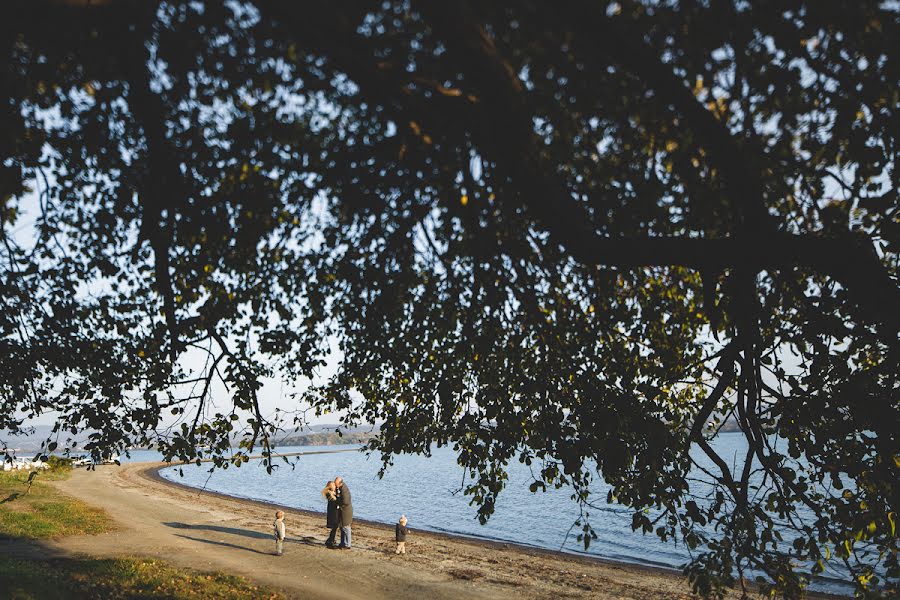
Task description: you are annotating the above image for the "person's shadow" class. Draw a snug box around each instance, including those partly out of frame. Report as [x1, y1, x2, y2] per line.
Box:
[164, 522, 270, 540]
[163, 522, 321, 553]
[172, 533, 272, 555]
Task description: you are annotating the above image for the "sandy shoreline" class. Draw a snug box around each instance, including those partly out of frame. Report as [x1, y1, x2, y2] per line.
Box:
[145, 459, 679, 575]
[3, 461, 845, 599]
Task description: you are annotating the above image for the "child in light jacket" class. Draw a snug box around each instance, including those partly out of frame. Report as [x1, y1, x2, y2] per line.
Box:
[274, 510, 286, 556]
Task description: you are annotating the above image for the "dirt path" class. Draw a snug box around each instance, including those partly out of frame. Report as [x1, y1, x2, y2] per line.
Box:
[1, 463, 838, 599]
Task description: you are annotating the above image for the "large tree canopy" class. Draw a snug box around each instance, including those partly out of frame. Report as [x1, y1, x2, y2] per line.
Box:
[2, 1, 897, 597]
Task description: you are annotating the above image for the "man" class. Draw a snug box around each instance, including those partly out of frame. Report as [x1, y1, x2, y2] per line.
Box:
[334, 476, 353, 549]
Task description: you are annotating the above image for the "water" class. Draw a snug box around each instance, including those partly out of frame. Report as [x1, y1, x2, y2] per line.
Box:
[155, 437, 856, 596]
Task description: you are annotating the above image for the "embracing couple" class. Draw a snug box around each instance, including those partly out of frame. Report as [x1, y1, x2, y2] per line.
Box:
[322, 476, 353, 549]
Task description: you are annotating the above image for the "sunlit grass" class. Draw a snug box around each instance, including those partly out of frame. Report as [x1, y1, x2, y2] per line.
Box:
[0, 465, 112, 538]
[0, 557, 284, 600]
[1, 465, 282, 598]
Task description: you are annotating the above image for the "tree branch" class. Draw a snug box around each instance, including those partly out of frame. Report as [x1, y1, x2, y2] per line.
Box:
[413, 1, 898, 332]
[122, 6, 185, 359]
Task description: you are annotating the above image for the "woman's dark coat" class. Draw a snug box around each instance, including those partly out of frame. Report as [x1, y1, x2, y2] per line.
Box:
[338, 483, 353, 527]
[326, 495, 339, 529]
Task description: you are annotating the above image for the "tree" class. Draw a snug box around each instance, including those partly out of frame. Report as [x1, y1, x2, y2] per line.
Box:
[1, 1, 897, 596]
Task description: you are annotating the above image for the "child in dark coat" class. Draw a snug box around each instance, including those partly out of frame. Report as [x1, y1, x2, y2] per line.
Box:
[395, 515, 409, 555]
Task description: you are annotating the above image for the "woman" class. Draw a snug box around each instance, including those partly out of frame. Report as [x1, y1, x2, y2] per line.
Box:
[322, 480, 340, 548]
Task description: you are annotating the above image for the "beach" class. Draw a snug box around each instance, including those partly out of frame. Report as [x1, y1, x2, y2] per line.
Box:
[1, 462, 842, 599]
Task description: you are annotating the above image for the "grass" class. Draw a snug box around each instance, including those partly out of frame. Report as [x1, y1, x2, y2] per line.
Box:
[0, 464, 112, 539]
[1, 461, 283, 598]
[0, 556, 284, 599]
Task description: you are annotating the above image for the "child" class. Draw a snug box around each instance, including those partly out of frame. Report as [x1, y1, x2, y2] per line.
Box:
[273, 510, 286, 556]
[395, 515, 408, 555]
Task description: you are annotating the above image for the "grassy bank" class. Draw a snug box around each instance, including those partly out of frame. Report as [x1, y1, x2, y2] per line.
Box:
[1, 463, 284, 599]
[0, 461, 112, 539]
[0, 556, 283, 600]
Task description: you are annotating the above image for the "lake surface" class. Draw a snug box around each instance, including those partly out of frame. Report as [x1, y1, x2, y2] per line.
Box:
[152, 436, 855, 595]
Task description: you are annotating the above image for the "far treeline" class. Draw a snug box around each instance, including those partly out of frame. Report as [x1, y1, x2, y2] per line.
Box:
[275, 431, 374, 448]
[0, 1, 897, 598]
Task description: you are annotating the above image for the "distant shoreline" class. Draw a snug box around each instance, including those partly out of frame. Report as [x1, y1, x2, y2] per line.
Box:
[152, 446, 363, 465]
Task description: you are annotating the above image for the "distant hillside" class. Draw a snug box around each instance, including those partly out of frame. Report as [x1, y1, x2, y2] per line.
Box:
[291, 423, 376, 435]
[2, 425, 95, 453]
[275, 431, 375, 447]
[717, 418, 742, 433]
[3, 423, 378, 454]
